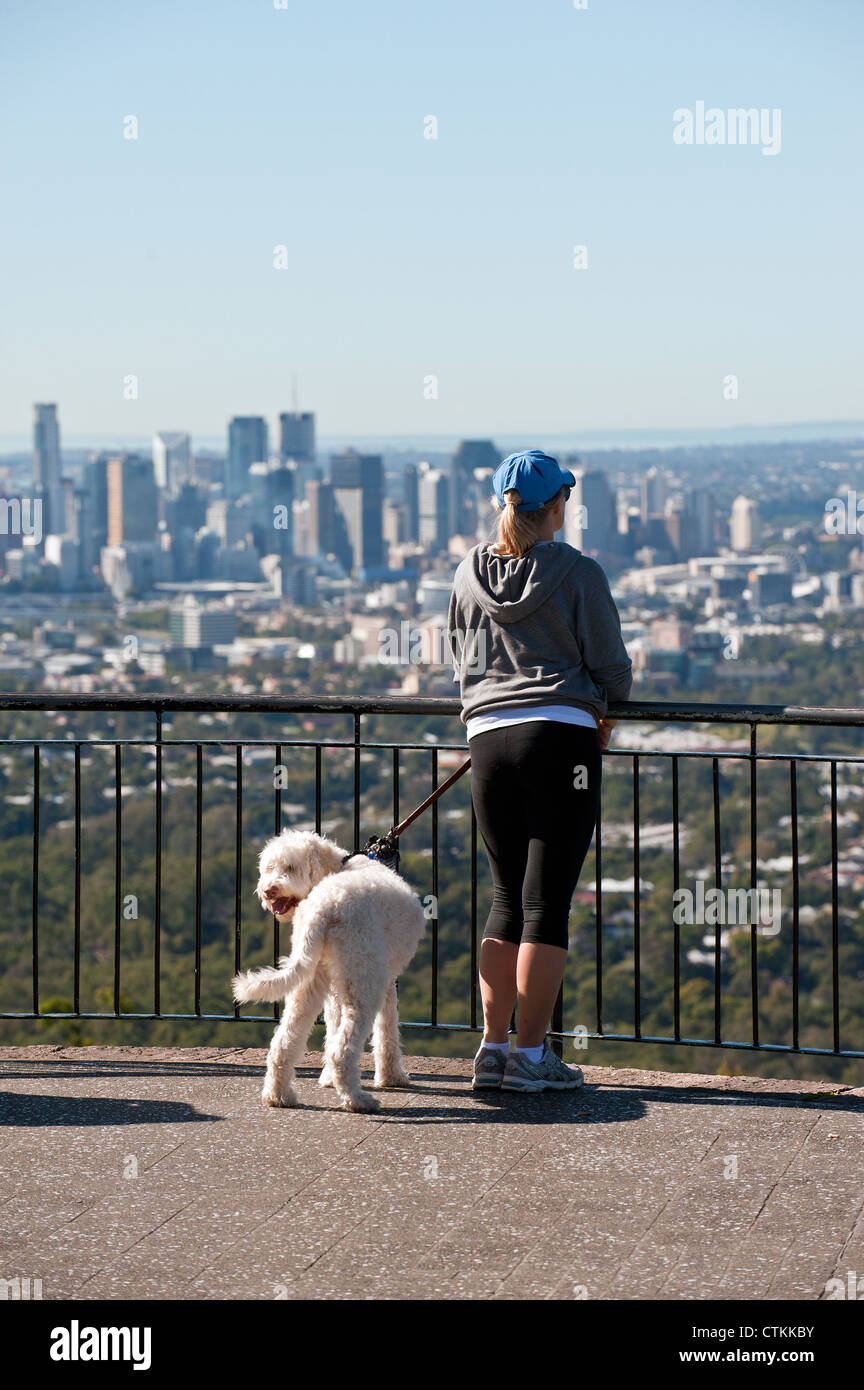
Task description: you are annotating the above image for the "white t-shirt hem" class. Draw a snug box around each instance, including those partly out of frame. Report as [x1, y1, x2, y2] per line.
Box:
[466, 702, 598, 741]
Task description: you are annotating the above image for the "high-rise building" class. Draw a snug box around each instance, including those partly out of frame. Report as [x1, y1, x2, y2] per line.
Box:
[153, 432, 191, 494]
[106, 455, 159, 545]
[278, 411, 315, 463]
[33, 403, 65, 537]
[683, 487, 716, 556]
[227, 417, 268, 500]
[730, 495, 761, 553]
[563, 468, 615, 555]
[329, 450, 385, 573]
[417, 463, 450, 555]
[263, 466, 295, 561]
[451, 440, 499, 535]
[640, 466, 666, 523]
[403, 465, 420, 541]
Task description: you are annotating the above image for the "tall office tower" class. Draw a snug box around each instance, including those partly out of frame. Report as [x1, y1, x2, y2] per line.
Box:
[329, 450, 385, 574]
[263, 465, 295, 560]
[227, 417, 268, 500]
[730, 494, 761, 553]
[83, 454, 109, 556]
[153, 432, 191, 494]
[640, 466, 666, 523]
[450, 440, 499, 535]
[403, 464, 420, 541]
[33, 403, 65, 536]
[383, 500, 405, 548]
[278, 411, 315, 463]
[106, 454, 159, 545]
[69, 488, 97, 578]
[563, 469, 616, 555]
[684, 486, 716, 556]
[307, 480, 335, 558]
[417, 462, 450, 555]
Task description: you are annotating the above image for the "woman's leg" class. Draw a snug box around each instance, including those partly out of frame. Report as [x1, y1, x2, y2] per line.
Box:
[469, 728, 528, 1044]
[515, 943, 569, 1049]
[511, 723, 602, 1048]
[478, 938, 519, 1043]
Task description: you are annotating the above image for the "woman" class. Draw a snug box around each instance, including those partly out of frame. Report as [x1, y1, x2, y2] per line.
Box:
[447, 449, 632, 1092]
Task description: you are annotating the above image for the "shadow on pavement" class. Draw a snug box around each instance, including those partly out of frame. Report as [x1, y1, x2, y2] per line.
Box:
[0, 1092, 225, 1126]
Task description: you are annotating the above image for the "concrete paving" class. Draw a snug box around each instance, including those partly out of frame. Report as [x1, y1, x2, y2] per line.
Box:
[1, 1046, 863, 1301]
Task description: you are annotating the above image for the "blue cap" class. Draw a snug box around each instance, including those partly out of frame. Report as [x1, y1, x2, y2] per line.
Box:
[492, 450, 576, 513]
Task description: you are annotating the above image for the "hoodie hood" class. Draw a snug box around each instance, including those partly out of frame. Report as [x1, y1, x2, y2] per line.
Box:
[464, 542, 582, 625]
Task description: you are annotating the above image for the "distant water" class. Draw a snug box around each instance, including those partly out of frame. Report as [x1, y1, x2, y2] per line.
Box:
[2, 421, 863, 456]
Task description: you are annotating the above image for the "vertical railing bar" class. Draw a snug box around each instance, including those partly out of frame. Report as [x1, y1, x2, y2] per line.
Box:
[790, 758, 799, 1051]
[194, 743, 203, 1018]
[595, 783, 603, 1036]
[114, 743, 122, 1017]
[750, 724, 759, 1049]
[73, 742, 81, 1016]
[315, 744, 322, 834]
[273, 742, 282, 1022]
[830, 760, 839, 1053]
[353, 714, 361, 853]
[672, 755, 680, 1042]
[234, 744, 243, 1019]
[712, 756, 722, 1046]
[633, 754, 641, 1040]
[154, 710, 162, 1016]
[32, 745, 40, 1015]
[430, 747, 438, 1028]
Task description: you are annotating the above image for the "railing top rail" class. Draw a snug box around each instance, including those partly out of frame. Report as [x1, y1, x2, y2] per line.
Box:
[1, 692, 864, 726]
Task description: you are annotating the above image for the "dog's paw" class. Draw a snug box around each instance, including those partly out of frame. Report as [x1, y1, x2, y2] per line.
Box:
[262, 1083, 298, 1108]
[341, 1090, 381, 1114]
[317, 1071, 334, 1089]
[373, 1071, 413, 1089]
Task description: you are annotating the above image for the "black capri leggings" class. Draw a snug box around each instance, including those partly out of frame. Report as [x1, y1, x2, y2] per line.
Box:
[469, 720, 602, 951]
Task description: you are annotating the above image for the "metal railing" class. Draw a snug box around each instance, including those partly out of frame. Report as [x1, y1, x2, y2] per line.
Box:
[2, 693, 864, 1059]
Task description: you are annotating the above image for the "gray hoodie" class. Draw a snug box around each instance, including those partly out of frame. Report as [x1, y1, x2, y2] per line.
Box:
[447, 541, 632, 725]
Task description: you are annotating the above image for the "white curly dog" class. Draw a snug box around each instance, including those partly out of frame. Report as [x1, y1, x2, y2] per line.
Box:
[232, 830, 425, 1113]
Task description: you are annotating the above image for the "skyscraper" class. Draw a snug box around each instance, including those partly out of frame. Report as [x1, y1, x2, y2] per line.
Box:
[278, 411, 315, 463]
[730, 495, 761, 552]
[563, 469, 616, 555]
[329, 450, 384, 574]
[403, 464, 420, 541]
[33, 403, 65, 536]
[227, 417, 268, 500]
[106, 455, 159, 545]
[640, 466, 666, 523]
[683, 486, 716, 556]
[417, 463, 450, 555]
[451, 440, 499, 535]
[153, 432, 191, 494]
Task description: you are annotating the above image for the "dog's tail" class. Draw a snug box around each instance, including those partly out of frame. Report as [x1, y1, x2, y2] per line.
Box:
[232, 917, 327, 1004]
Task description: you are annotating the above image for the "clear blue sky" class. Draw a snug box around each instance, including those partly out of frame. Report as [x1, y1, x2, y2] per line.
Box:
[1, 0, 862, 444]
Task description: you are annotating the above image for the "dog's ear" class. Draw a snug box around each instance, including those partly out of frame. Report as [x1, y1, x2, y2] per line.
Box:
[308, 834, 343, 880]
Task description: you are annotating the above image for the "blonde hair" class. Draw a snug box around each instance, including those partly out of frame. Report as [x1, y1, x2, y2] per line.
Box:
[492, 487, 565, 560]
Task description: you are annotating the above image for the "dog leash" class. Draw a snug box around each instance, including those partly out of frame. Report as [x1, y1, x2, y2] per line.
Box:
[361, 756, 472, 871]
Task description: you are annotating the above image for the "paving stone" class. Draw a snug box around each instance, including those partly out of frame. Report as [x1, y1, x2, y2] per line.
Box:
[1, 1046, 863, 1300]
